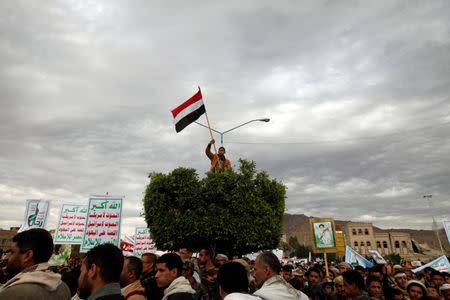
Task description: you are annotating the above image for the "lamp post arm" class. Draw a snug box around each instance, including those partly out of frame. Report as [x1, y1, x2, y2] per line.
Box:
[222, 119, 262, 134]
[194, 121, 223, 135]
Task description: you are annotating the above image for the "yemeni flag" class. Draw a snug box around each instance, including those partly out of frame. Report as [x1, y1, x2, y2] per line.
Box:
[171, 89, 206, 133]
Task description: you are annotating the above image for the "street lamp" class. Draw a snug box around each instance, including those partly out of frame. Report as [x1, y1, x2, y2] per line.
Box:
[194, 118, 270, 145]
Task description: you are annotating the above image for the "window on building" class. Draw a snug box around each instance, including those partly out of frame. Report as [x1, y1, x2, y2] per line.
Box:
[354, 241, 358, 247]
[364, 229, 369, 235]
[376, 241, 381, 248]
[367, 241, 371, 247]
[401, 241, 407, 248]
[383, 241, 388, 248]
[360, 241, 365, 247]
[395, 241, 400, 248]
[352, 229, 357, 235]
[358, 229, 363, 235]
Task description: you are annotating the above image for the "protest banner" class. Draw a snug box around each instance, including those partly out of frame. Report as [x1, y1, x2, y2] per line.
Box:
[345, 246, 374, 268]
[18, 199, 50, 232]
[368, 249, 387, 264]
[134, 227, 156, 256]
[80, 195, 123, 252]
[121, 234, 135, 257]
[412, 255, 450, 273]
[54, 204, 88, 244]
[444, 221, 450, 245]
[310, 218, 337, 251]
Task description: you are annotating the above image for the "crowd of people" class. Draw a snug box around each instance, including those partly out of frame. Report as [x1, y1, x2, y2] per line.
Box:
[0, 228, 449, 300]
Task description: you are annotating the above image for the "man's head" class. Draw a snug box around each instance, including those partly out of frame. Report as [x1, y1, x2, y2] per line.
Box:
[155, 253, 183, 288]
[141, 253, 158, 274]
[306, 268, 322, 285]
[218, 146, 226, 157]
[78, 243, 124, 299]
[218, 262, 249, 298]
[342, 270, 366, 298]
[253, 251, 281, 288]
[431, 271, 444, 288]
[337, 262, 352, 274]
[198, 248, 214, 266]
[120, 256, 143, 287]
[179, 248, 193, 262]
[366, 276, 383, 299]
[368, 265, 384, 280]
[406, 280, 427, 300]
[6, 228, 54, 277]
[282, 264, 294, 282]
[334, 275, 345, 296]
[215, 254, 228, 267]
[394, 272, 408, 289]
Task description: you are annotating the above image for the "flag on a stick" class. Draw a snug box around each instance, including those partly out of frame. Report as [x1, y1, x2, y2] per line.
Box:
[171, 89, 205, 133]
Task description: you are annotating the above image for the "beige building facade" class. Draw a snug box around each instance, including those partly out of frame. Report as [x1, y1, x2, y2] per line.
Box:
[345, 222, 412, 257]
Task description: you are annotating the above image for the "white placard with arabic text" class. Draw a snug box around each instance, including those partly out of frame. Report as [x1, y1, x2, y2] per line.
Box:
[54, 204, 88, 244]
[80, 196, 123, 252]
[18, 200, 50, 232]
[134, 227, 155, 256]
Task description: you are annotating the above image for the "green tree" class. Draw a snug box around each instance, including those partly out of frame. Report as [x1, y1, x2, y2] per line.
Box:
[143, 159, 286, 257]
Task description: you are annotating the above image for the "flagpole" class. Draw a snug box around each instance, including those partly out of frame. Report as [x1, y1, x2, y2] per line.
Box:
[324, 252, 330, 280]
[199, 86, 217, 154]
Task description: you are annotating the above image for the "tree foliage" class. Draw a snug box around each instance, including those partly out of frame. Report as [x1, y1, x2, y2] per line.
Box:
[288, 236, 313, 258]
[143, 159, 286, 256]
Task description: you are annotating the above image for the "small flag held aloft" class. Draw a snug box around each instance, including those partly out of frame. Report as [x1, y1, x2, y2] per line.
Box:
[171, 89, 206, 133]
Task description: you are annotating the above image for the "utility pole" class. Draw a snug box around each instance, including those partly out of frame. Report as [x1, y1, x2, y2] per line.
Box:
[423, 195, 445, 255]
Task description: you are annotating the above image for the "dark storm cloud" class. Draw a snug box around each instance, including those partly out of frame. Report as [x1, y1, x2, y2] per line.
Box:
[0, 0, 449, 233]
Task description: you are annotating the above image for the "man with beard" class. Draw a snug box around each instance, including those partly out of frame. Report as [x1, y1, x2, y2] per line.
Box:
[199, 248, 219, 300]
[120, 256, 146, 300]
[77, 243, 124, 300]
[0, 228, 71, 299]
[253, 251, 308, 300]
[141, 253, 164, 300]
[155, 253, 195, 300]
[205, 139, 232, 173]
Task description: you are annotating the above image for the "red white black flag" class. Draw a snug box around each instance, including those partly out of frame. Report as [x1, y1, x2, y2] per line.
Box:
[171, 89, 206, 133]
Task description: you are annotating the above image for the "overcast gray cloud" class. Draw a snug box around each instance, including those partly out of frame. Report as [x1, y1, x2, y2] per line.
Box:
[1, 0, 449, 235]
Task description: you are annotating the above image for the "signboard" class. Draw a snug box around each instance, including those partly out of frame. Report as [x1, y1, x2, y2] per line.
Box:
[19, 200, 50, 232]
[444, 221, 450, 245]
[133, 227, 155, 256]
[412, 255, 450, 273]
[368, 249, 387, 264]
[54, 204, 88, 244]
[310, 218, 336, 252]
[345, 246, 374, 268]
[80, 196, 123, 252]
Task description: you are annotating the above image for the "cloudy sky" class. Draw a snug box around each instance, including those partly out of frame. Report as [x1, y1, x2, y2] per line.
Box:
[1, 0, 449, 236]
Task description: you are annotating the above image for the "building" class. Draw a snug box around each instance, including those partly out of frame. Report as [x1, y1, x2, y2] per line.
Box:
[344, 222, 413, 257]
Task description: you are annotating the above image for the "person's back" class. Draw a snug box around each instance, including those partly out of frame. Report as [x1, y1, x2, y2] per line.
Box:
[218, 262, 261, 300]
[0, 228, 71, 300]
[253, 251, 308, 300]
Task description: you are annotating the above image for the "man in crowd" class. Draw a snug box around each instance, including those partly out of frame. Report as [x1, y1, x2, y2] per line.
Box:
[77, 243, 124, 300]
[281, 264, 294, 283]
[141, 253, 164, 300]
[217, 262, 261, 300]
[216, 254, 229, 267]
[0, 228, 71, 299]
[199, 248, 219, 300]
[366, 276, 384, 299]
[342, 270, 371, 300]
[303, 267, 323, 299]
[431, 271, 445, 289]
[205, 139, 231, 173]
[252, 251, 308, 300]
[179, 248, 193, 262]
[393, 272, 407, 294]
[337, 262, 352, 274]
[120, 256, 146, 300]
[155, 253, 195, 300]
